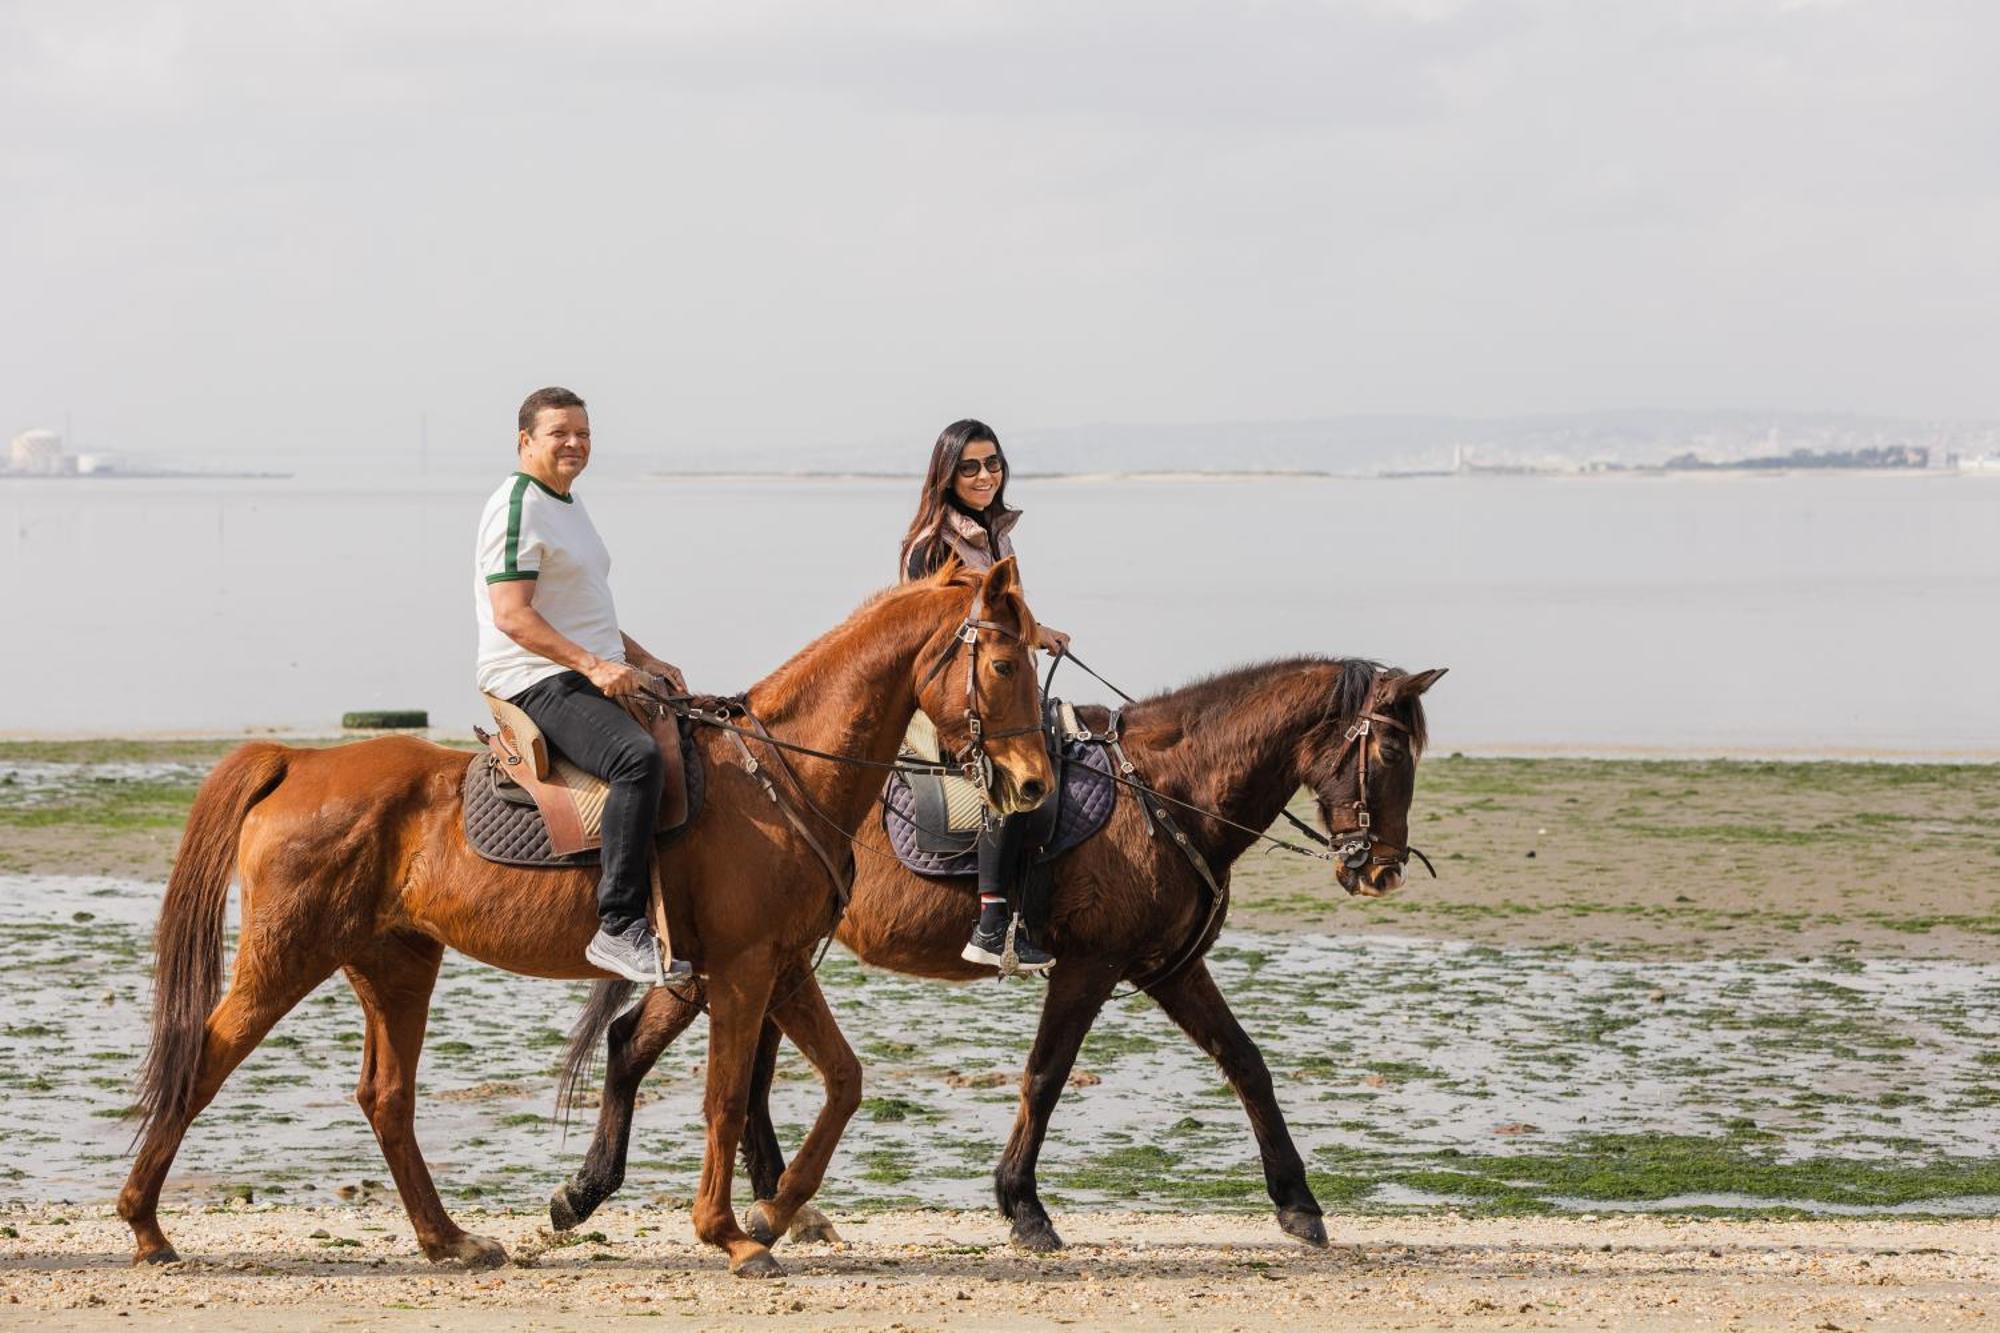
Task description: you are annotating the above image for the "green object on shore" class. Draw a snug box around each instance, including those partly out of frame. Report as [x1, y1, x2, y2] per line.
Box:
[341, 710, 429, 730]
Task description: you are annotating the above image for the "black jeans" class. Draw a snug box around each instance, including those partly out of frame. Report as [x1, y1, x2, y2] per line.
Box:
[510, 670, 662, 935]
[976, 811, 1031, 904]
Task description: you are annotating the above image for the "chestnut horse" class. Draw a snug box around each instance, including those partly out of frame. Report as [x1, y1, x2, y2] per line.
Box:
[551, 657, 1443, 1251]
[120, 559, 1052, 1277]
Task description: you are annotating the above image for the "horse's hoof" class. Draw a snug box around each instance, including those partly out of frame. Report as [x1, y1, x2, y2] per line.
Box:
[1278, 1205, 1328, 1248]
[430, 1233, 508, 1270]
[549, 1181, 590, 1233]
[1010, 1218, 1064, 1253]
[733, 1248, 785, 1279]
[789, 1205, 843, 1245]
[744, 1200, 779, 1247]
[135, 1245, 180, 1266]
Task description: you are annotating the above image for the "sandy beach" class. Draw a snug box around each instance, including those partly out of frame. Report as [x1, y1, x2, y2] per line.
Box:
[5, 1203, 1999, 1330]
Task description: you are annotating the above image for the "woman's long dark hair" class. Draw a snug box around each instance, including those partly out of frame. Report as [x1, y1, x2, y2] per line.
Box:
[898, 418, 1012, 579]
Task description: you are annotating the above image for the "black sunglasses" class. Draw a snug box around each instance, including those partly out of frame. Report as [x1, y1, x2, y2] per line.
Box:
[955, 455, 1005, 479]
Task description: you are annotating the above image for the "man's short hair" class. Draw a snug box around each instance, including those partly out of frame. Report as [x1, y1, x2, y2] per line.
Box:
[518, 386, 587, 434]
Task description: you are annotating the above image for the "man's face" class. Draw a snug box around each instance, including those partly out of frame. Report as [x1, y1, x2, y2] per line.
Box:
[518, 406, 591, 489]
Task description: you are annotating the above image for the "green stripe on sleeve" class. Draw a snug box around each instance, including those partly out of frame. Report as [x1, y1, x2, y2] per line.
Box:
[484, 571, 539, 584]
[503, 473, 532, 575]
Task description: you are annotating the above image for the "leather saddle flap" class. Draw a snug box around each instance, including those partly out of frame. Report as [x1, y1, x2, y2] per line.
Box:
[468, 698, 701, 865]
[881, 730, 1117, 880]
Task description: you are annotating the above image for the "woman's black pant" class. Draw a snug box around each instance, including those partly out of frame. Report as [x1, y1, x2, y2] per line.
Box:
[509, 670, 663, 936]
[977, 810, 1032, 904]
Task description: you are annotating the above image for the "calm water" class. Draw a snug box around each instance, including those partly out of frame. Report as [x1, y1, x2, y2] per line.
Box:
[4, 471, 1996, 753]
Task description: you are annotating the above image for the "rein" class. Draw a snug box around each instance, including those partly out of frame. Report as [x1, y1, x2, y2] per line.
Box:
[1047, 647, 1429, 875]
[627, 593, 1042, 987]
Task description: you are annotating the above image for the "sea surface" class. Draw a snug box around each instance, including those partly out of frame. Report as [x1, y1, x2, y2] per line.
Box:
[4, 470, 1996, 754]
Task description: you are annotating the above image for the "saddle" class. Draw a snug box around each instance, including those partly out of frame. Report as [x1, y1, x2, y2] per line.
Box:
[881, 698, 1118, 880]
[463, 692, 704, 867]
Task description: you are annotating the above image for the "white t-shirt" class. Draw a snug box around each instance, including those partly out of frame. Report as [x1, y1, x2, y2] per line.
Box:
[473, 472, 626, 699]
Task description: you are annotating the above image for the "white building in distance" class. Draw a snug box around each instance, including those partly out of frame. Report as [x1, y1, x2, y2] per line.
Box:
[8, 428, 73, 475]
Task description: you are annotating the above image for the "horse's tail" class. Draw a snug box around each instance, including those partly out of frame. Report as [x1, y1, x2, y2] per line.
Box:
[135, 742, 289, 1140]
[557, 979, 636, 1126]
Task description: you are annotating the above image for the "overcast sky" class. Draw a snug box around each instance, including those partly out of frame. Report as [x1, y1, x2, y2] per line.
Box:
[5, 0, 1995, 464]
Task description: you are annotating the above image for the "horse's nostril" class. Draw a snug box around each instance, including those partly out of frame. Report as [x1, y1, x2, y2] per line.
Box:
[1021, 779, 1047, 803]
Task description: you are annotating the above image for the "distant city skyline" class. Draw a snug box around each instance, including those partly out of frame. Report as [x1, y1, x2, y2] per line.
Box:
[8, 1, 1998, 462]
[12, 408, 1997, 482]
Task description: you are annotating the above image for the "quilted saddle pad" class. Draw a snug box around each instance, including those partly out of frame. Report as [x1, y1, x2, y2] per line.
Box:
[461, 722, 706, 869]
[881, 739, 1116, 879]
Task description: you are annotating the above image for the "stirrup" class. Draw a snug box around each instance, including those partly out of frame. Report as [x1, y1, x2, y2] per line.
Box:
[998, 915, 1022, 979]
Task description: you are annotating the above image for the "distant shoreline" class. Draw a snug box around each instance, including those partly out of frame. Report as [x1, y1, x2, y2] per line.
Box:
[639, 466, 1989, 484]
[0, 469, 293, 481]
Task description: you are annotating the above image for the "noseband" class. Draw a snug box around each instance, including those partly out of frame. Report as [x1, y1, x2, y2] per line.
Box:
[1292, 688, 1436, 889]
[914, 588, 1041, 794]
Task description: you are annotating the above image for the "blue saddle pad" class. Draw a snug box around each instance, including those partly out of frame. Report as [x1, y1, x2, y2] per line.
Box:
[881, 740, 1118, 879]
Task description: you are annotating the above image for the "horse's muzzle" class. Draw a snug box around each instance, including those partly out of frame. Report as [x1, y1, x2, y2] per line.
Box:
[1338, 862, 1403, 898]
[991, 771, 1050, 817]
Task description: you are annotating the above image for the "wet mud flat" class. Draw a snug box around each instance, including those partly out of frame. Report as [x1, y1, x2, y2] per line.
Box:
[6, 747, 2000, 1326]
[3, 1205, 1997, 1330]
[5, 873, 1997, 1219]
[7, 741, 1998, 957]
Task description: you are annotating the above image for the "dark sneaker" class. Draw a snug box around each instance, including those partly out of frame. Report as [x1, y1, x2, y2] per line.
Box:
[585, 922, 692, 987]
[961, 915, 1055, 974]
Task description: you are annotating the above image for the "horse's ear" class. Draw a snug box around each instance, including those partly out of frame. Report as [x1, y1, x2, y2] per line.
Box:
[980, 556, 1020, 601]
[1389, 667, 1448, 700]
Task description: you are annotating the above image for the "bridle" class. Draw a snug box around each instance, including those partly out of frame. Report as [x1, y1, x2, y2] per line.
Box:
[1279, 683, 1435, 888]
[914, 586, 1043, 797]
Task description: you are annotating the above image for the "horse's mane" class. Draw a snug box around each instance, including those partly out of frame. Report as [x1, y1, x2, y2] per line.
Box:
[748, 562, 992, 713]
[1112, 655, 1429, 754]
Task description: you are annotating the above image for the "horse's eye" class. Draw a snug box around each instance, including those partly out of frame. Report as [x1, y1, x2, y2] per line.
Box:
[992, 659, 1016, 678]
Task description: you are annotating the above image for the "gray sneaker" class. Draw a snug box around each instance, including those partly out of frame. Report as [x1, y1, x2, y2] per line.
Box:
[585, 922, 692, 987]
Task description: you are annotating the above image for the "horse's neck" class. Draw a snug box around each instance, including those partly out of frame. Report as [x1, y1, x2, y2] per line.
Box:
[741, 589, 946, 829]
[1146, 668, 1333, 865]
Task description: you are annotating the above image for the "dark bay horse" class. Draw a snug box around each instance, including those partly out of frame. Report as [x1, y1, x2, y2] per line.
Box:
[121, 560, 1052, 1277]
[551, 657, 1443, 1251]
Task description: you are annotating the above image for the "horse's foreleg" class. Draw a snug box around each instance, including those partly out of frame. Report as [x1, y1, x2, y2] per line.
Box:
[118, 956, 333, 1264]
[1149, 958, 1325, 1246]
[693, 957, 784, 1276]
[345, 935, 503, 1268]
[743, 970, 859, 1247]
[994, 957, 1122, 1253]
[552, 984, 705, 1231]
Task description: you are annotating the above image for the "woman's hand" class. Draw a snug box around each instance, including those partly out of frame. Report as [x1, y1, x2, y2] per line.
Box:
[1037, 625, 1071, 656]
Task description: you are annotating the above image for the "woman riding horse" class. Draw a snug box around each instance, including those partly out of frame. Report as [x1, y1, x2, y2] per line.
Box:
[898, 419, 1070, 972]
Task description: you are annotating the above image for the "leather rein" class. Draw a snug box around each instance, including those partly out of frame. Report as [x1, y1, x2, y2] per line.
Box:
[633, 590, 1041, 903]
[1044, 651, 1434, 887]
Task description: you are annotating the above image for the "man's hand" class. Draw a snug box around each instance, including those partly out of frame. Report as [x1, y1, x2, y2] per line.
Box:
[1037, 625, 1072, 656]
[637, 657, 688, 694]
[584, 657, 651, 699]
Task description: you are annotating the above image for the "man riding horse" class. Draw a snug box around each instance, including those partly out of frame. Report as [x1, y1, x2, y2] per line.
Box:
[475, 386, 689, 985]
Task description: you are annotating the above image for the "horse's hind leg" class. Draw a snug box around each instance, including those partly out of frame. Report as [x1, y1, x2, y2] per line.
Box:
[1149, 958, 1324, 1246]
[743, 970, 860, 1247]
[994, 957, 1123, 1253]
[344, 934, 502, 1269]
[551, 984, 705, 1231]
[740, 1015, 787, 1201]
[738, 1017, 840, 1244]
[118, 956, 335, 1264]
